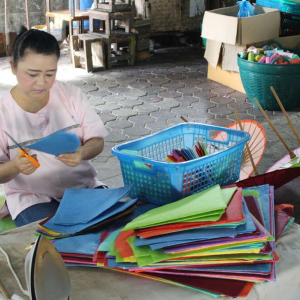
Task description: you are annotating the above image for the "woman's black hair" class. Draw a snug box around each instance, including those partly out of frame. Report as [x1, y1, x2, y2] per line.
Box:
[13, 26, 60, 65]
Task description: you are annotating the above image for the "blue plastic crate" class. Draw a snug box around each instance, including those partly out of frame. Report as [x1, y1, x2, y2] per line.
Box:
[257, 0, 300, 15]
[112, 123, 250, 206]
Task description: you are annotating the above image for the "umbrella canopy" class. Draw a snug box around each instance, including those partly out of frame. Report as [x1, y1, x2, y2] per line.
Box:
[235, 167, 300, 190]
[267, 147, 300, 172]
[214, 120, 266, 180]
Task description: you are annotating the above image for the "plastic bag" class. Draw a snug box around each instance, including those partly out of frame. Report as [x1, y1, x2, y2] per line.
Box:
[237, 0, 256, 18]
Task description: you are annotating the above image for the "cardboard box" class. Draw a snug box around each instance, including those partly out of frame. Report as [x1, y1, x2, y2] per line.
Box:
[201, 5, 281, 46]
[204, 39, 244, 72]
[202, 5, 281, 72]
[207, 63, 245, 94]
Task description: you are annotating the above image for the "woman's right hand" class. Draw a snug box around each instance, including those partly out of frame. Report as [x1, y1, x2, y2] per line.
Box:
[13, 150, 38, 175]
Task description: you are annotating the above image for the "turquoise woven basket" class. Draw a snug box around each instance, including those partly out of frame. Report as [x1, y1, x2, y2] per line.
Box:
[237, 55, 300, 111]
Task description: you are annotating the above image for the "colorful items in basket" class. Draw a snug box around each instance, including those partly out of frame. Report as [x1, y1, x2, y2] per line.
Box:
[165, 142, 208, 163]
[238, 44, 300, 64]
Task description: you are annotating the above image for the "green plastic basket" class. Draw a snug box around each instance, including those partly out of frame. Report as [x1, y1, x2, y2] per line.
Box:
[238, 55, 300, 110]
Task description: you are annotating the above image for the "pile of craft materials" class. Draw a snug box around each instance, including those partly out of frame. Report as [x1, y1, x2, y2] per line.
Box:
[35, 183, 294, 298]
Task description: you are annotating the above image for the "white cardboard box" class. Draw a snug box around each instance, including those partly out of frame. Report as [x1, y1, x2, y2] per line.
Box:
[207, 63, 245, 94]
[204, 40, 244, 72]
[202, 5, 281, 72]
[201, 5, 281, 46]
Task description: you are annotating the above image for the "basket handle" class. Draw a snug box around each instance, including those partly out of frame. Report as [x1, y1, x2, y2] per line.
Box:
[268, 40, 283, 49]
[272, 56, 290, 64]
[207, 129, 230, 144]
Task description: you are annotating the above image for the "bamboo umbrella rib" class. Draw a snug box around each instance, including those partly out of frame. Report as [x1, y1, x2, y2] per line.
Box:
[248, 133, 264, 151]
[234, 110, 259, 175]
[248, 126, 262, 146]
[270, 86, 300, 147]
[247, 137, 266, 154]
[243, 144, 265, 160]
[253, 98, 296, 159]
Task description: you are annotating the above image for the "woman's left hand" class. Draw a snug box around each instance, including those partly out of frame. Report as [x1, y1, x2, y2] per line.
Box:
[56, 147, 83, 167]
[55, 138, 104, 167]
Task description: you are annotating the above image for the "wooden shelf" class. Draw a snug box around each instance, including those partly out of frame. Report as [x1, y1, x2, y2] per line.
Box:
[45, 1, 90, 36]
[45, 10, 89, 22]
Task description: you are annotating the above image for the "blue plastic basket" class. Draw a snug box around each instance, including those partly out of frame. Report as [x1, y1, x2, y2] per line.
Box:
[112, 123, 250, 206]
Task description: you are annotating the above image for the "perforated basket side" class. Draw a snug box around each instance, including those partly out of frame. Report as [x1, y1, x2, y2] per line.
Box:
[238, 56, 300, 110]
[112, 123, 250, 205]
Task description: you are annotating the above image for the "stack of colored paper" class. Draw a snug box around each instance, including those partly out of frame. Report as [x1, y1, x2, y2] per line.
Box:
[37, 185, 138, 238]
[47, 183, 289, 298]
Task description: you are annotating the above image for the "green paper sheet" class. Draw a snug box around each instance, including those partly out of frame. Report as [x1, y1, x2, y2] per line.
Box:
[125, 185, 234, 230]
[221, 187, 237, 206]
[0, 194, 5, 207]
[98, 229, 121, 252]
[148, 252, 274, 266]
[242, 190, 264, 220]
[0, 215, 16, 232]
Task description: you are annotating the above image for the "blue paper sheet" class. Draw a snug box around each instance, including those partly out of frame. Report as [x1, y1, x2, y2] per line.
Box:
[53, 230, 104, 255]
[27, 131, 80, 156]
[244, 185, 272, 233]
[134, 227, 237, 247]
[53, 185, 134, 225]
[43, 198, 138, 235]
[178, 263, 272, 274]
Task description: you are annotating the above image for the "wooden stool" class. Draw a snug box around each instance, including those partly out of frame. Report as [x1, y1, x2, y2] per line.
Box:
[92, 0, 132, 12]
[71, 33, 106, 73]
[89, 10, 133, 35]
[95, 32, 136, 69]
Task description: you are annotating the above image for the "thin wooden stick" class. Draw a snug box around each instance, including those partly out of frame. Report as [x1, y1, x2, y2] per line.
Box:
[4, 0, 10, 56]
[253, 98, 296, 159]
[180, 116, 189, 122]
[25, 0, 30, 29]
[234, 110, 259, 176]
[0, 279, 9, 299]
[270, 86, 300, 146]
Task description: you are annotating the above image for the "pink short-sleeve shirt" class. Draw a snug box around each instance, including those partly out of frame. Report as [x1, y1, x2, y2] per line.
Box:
[0, 81, 109, 219]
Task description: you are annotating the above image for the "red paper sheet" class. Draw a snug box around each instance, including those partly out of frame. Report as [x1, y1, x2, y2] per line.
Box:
[141, 272, 254, 298]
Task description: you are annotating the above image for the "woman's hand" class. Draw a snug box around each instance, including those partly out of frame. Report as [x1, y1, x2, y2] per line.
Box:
[13, 149, 39, 175]
[56, 138, 104, 167]
[56, 147, 83, 167]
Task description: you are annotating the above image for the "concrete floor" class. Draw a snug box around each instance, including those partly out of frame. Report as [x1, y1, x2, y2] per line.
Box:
[0, 45, 299, 222]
